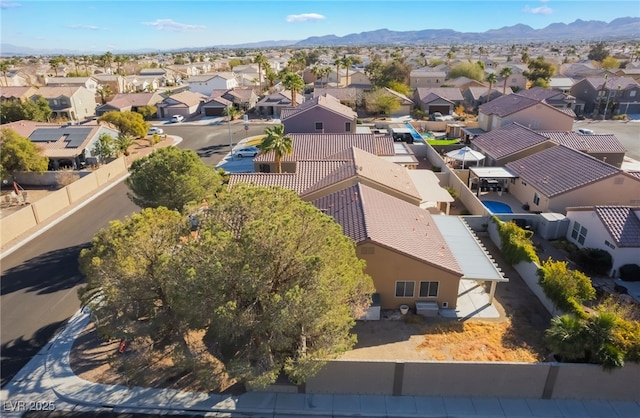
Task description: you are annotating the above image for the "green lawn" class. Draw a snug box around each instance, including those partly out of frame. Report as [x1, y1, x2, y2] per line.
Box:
[426, 139, 460, 146]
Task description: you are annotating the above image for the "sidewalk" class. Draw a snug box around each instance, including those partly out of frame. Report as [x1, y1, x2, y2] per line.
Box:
[3, 307, 639, 418]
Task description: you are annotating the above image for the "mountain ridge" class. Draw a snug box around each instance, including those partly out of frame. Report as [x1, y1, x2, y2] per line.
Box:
[1, 17, 638, 56]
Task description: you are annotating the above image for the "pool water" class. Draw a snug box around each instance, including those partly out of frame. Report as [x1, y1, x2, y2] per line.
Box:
[482, 200, 513, 214]
[404, 123, 425, 143]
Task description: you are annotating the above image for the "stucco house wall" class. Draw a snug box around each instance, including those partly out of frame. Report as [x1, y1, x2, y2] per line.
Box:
[284, 107, 356, 134]
[357, 241, 461, 310]
[481, 103, 573, 132]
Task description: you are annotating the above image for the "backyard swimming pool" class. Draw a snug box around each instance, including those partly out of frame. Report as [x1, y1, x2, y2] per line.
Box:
[404, 123, 425, 143]
[482, 200, 513, 214]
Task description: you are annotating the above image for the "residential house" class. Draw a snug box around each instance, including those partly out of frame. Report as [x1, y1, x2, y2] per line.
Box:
[1, 70, 33, 87]
[447, 77, 486, 90]
[413, 87, 464, 115]
[516, 87, 576, 111]
[282, 94, 357, 134]
[565, 206, 640, 278]
[615, 68, 640, 83]
[326, 68, 349, 87]
[471, 123, 557, 167]
[45, 76, 99, 94]
[0, 86, 37, 102]
[233, 64, 262, 88]
[203, 88, 258, 114]
[96, 92, 164, 117]
[200, 95, 233, 117]
[187, 73, 239, 96]
[255, 90, 303, 118]
[370, 88, 413, 117]
[496, 64, 528, 91]
[253, 133, 395, 173]
[478, 92, 575, 132]
[409, 69, 447, 89]
[92, 74, 127, 94]
[462, 86, 512, 110]
[347, 70, 372, 89]
[1, 120, 60, 137]
[558, 61, 607, 79]
[30, 86, 97, 121]
[313, 88, 361, 108]
[549, 77, 575, 94]
[167, 64, 202, 77]
[570, 76, 640, 116]
[505, 145, 640, 214]
[28, 125, 119, 169]
[157, 90, 208, 119]
[536, 130, 626, 168]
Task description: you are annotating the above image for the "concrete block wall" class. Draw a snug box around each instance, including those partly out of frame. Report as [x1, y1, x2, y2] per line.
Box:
[0, 206, 39, 245]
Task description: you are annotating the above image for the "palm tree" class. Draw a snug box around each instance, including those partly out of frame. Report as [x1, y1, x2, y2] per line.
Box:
[97, 84, 113, 104]
[342, 56, 353, 87]
[311, 66, 322, 86]
[446, 50, 454, 66]
[223, 104, 240, 121]
[486, 73, 498, 103]
[546, 315, 587, 362]
[282, 72, 304, 108]
[254, 52, 268, 91]
[102, 51, 113, 73]
[499, 67, 513, 95]
[322, 67, 331, 88]
[259, 124, 292, 174]
[334, 57, 342, 86]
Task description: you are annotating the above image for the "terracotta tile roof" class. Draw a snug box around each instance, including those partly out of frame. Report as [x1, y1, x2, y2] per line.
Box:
[167, 91, 208, 107]
[1, 120, 60, 137]
[282, 94, 357, 121]
[0, 86, 36, 99]
[313, 88, 360, 102]
[505, 145, 621, 197]
[627, 171, 640, 180]
[254, 133, 395, 163]
[107, 93, 161, 108]
[516, 87, 561, 101]
[472, 123, 552, 160]
[28, 86, 83, 98]
[537, 131, 626, 153]
[593, 206, 640, 247]
[312, 183, 462, 274]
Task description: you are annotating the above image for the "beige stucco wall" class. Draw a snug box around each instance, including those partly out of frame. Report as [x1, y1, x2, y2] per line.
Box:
[552, 363, 640, 401]
[66, 172, 99, 203]
[509, 174, 640, 214]
[503, 105, 574, 131]
[402, 362, 549, 397]
[95, 156, 127, 185]
[31, 188, 71, 223]
[0, 206, 39, 247]
[358, 242, 461, 310]
[305, 360, 395, 395]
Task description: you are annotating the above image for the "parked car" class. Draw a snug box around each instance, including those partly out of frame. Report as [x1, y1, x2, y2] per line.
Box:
[170, 115, 184, 123]
[577, 128, 594, 135]
[232, 146, 259, 158]
[147, 127, 164, 135]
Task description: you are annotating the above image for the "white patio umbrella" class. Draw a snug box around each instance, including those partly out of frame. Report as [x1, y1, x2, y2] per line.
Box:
[445, 146, 486, 168]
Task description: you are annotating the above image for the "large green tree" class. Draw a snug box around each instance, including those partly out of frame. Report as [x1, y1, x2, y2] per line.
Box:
[523, 57, 556, 88]
[588, 42, 609, 62]
[0, 96, 52, 124]
[0, 129, 49, 179]
[447, 61, 485, 81]
[126, 146, 224, 211]
[98, 110, 148, 139]
[79, 185, 374, 389]
[258, 124, 292, 174]
[364, 89, 401, 117]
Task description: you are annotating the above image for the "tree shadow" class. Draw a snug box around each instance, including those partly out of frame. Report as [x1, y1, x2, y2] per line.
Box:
[1, 319, 67, 387]
[196, 144, 228, 158]
[1, 244, 89, 296]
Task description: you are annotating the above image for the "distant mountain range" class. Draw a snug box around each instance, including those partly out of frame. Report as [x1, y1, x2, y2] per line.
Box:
[1, 17, 638, 56]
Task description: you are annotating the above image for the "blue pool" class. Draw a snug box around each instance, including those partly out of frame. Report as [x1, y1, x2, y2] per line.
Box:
[404, 123, 425, 143]
[483, 200, 513, 214]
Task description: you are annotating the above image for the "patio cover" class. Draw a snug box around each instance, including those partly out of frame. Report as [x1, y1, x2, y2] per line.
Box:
[407, 170, 454, 211]
[432, 215, 508, 302]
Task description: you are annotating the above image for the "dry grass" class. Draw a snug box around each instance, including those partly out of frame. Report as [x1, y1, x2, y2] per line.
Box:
[417, 319, 544, 362]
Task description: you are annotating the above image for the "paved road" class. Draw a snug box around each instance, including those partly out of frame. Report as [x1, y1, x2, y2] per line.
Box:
[573, 119, 640, 160]
[0, 122, 269, 387]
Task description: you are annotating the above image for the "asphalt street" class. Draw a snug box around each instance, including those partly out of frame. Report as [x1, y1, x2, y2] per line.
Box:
[0, 122, 268, 387]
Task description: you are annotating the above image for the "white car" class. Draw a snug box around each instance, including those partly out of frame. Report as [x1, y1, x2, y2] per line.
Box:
[232, 146, 259, 158]
[147, 127, 164, 135]
[577, 128, 595, 135]
[170, 115, 184, 123]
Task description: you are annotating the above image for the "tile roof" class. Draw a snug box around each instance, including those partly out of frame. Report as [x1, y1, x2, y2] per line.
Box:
[505, 145, 621, 197]
[313, 88, 360, 102]
[0, 86, 36, 99]
[282, 94, 357, 120]
[254, 133, 395, 163]
[28, 126, 115, 158]
[167, 91, 208, 107]
[107, 93, 161, 108]
[583, 76, 640, 90]
[415, 87, 464, 103]
[478, 93, 539, 116]
[536, 131, 626, 153]
[28, 86, 83, 98]
[472, 123, 552, 159]
[312, 183, 462, 274]
[516, 87, 561, 101]
[627, 171, 640, 180]
[595, 206, 640, 247]
[1, 120, 60, 137]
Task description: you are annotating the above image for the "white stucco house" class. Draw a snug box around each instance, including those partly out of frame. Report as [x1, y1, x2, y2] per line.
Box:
[187, 73, 238, 96]
[565, 206, 640, 278]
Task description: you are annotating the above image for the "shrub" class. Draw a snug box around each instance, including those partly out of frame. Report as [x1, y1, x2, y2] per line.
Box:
[612, 114, 628, 121]
[619, 264, 640, 282]
[573, 248, 612, 276]
[494, 218, 539, 265]
[538, 258, 595, 317]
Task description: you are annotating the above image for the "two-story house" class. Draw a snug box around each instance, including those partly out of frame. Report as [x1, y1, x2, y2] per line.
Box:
[409, 69, 447, 89]
[282, 94, 357, 134]
[570, 76, 640, 116]
[29, 86, 97, 121]
[187, 73, 239, 96]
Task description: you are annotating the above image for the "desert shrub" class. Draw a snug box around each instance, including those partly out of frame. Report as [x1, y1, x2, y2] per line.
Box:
[494, 218, 539, 265]
[538, 259, 595, 317]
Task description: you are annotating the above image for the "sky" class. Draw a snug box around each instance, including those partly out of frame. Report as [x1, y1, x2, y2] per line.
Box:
[1, 0, 638, 53]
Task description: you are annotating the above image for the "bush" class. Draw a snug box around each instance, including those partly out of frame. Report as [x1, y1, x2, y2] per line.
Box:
[612, 114, 628, 121]
[538, 258, 595, 317]
[494, 218, 539, 265]
[620, 264, 640, 282]
[573, 248, 612, 276]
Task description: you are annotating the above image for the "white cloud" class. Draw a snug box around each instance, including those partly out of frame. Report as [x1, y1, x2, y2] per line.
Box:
[523, 5, 553, 15]
[142, 19, 206, 32]
[0, 1, 21, 9]
[67, 24, 101, 31]
[286, 13, 326, 23]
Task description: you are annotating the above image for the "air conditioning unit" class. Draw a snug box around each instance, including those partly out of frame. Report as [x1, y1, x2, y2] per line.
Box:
[441, 302, 449, 309]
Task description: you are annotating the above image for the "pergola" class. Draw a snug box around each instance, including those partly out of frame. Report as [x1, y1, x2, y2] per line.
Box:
[468, 166, 519, 196]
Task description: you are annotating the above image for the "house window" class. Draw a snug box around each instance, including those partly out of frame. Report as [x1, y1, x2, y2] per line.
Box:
[315, 122, 323, 131]
[345, 122, 351, 132]
[571, 221, 588, 245]
[360, 246, 375, 255]
[53, 99, 59, 106]
[521, 180, 527, 187]
[395, 281, 415, 298]
[419, 281, 439, 298]
[533, 193, 540, 205]
[631, 91, 637, 97]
